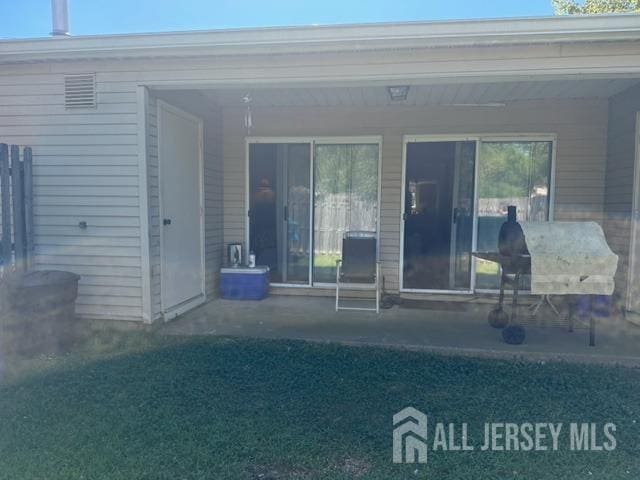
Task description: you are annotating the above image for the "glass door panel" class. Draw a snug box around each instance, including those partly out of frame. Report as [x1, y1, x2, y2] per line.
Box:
[402, 141, 475, 290]
[285, 144, 311, 283]
[475, 141, 552, 289]
[249, 143, 310, 284]
[313, 144, 379, 283]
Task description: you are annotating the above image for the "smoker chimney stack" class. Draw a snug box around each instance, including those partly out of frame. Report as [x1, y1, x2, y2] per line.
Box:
[51, 0, 70, 36]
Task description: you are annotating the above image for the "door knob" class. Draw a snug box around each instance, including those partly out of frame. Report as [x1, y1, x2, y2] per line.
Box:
[163, 218, 172, 225]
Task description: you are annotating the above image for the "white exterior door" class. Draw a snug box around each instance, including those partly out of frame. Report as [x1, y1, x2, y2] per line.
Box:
[158, 101, 204, 315]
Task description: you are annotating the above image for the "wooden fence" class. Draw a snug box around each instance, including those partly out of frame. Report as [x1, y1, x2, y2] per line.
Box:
[314, 195, 377, 254]
[478, 196, 548, 222]
[0, 143, 34, 276]
[284, 195, 378, 255]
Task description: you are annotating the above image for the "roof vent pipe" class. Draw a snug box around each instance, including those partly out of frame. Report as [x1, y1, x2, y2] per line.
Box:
[51, 0, 70, 36]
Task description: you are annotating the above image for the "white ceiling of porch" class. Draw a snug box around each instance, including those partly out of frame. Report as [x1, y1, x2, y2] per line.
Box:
[207, 78, 640, 107]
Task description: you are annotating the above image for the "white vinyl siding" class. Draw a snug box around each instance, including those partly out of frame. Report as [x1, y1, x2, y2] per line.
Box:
[0, 70, 142, 320]
[223, 98, 608, 293]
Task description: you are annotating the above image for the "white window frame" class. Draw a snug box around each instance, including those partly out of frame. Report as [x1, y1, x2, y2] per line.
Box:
[245, 135, 383, 287]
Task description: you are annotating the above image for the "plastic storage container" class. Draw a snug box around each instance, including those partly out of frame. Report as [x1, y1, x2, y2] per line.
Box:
[220, 266, 269, 300]
[1, 270, 81, 355]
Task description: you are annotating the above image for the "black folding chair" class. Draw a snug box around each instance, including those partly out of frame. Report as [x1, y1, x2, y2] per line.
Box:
[335, 231, 380, 313]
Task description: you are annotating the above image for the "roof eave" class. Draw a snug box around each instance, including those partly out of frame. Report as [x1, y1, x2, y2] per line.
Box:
[2, 14, 640, 64]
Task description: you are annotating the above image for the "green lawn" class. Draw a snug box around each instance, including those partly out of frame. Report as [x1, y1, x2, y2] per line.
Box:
[0, 334, 639, 479]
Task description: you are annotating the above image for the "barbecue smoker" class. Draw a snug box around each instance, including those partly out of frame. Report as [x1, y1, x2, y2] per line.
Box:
[474, 206, 619, 347]
[475, 206, 530, 345]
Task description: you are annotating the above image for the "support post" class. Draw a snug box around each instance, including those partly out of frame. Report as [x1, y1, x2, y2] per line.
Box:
[0, 144, 10, 270]
[23, 147, 34, 269]
[375, 262, 380, 314]
[589, 294, 596, 347]
[335, 260, 341, 312]
[10, 145, 26, 272]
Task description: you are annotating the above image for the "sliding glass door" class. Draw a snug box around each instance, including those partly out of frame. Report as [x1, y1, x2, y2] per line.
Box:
[248, 139, 380, 285]
[401, 136, 553, 293]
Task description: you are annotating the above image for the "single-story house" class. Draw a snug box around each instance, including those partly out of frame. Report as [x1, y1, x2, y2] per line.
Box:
[2, 14, 640, 323]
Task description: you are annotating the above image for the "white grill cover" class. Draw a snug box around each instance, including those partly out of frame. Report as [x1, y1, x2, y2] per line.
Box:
[520, 221, 618, 295]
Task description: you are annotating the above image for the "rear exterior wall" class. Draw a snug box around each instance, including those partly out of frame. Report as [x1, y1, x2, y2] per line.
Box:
[3, 39, 633, 320]
[222, 98, 609, 294]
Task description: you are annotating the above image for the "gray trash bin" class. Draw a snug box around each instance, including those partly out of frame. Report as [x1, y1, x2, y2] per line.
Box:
[1, 270, 80, 355]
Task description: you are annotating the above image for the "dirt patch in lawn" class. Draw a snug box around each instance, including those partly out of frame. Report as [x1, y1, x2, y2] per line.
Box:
[247, 456, 371, 479]
[339, 456, 371, 477]
[247, 463, 312, 479]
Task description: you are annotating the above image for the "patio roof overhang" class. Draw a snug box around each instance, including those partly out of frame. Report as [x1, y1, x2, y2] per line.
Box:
[200, 78, 640, 108]
[2, 14, 640, 64]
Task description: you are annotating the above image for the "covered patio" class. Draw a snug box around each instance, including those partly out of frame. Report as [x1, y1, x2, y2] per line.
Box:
[147, 73, 640, 324]
[159, 295, 640, 366]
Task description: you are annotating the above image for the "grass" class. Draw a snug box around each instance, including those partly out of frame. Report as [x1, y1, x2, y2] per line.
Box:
[0, 333, 639, 479]
[314, 253, 340, 268]
[475, 259, 499, 276]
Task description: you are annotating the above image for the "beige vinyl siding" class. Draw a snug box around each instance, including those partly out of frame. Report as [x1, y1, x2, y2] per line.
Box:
[604, 84, 640, 303]
[223, 98, 608, 293]
[146, 91, 223, 320]
[0, 69, 143, 320]
[0, 38, 632, 319]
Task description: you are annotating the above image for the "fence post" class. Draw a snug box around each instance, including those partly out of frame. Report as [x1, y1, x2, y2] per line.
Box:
[11, 145, 26, 272]
[23, 147, 34, 269]
[0, 144, 10, 270]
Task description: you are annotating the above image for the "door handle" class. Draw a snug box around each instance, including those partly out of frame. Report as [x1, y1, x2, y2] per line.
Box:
[453, 208, 459, 224]
[284, 205, 289, 221]
[163, 218, 172, 226]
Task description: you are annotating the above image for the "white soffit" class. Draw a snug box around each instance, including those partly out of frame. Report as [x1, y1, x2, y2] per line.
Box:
[208, 78, 640, 107]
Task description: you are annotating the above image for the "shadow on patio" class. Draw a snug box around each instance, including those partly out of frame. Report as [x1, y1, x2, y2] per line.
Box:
[160, 295, 640, 366]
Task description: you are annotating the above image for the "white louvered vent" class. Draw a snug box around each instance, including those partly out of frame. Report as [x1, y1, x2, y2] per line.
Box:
[64, 74, 96, 108]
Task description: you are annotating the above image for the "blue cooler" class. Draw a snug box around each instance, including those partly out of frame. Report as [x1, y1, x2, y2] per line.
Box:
[220, 266, 270, 300]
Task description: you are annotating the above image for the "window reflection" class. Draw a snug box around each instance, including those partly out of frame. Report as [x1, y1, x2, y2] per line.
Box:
[313, 144, 379, 283]
[476, 141, 553, 289]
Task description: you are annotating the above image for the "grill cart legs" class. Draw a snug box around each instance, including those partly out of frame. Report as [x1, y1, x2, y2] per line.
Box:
[496, 269, 527, 345]
[488, 270, 510, 329]
[567, 295, 597, 347]
[487, 268, 527, 345]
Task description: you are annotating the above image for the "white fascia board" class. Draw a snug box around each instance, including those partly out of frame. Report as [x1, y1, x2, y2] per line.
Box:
[2, 14, 640, 64]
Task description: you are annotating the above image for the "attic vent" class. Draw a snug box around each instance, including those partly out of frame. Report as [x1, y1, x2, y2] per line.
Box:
[64, 74, 96, 108]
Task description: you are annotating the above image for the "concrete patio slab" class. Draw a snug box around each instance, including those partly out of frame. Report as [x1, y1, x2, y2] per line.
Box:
[159, 295, 640, 366]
